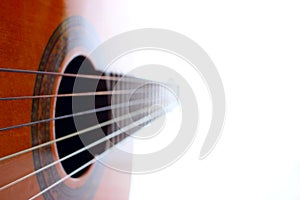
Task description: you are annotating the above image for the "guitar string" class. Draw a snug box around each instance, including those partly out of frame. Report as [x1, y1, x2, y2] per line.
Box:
[0, 90, 138, 101]
[0, 67, 143, 82]
[0, 82, 162, 159]
[0, 104, 157, 162]
[0, 98, 156, 132]
[0, 106, 166, 191]
[0, 68, 173, 194]
[27, 108, 165, 200]
[29, 159, 96, 200]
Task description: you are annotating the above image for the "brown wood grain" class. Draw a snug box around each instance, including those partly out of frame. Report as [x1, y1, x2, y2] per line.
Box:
[0, 1, 131, 199]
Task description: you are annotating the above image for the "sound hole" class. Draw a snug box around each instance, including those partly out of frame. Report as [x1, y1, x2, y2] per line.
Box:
[55, 56, 108, 178]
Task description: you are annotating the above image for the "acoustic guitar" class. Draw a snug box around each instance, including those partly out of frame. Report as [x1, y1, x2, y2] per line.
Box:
[0, 1, 176, 199]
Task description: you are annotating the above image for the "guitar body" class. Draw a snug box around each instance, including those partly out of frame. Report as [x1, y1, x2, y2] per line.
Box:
[0, 1, 131, 199]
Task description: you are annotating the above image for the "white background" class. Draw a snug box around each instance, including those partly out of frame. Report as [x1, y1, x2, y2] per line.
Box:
[100, 0, 300, 199]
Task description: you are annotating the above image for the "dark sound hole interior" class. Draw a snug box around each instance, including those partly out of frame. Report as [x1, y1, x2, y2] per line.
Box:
[55, 56, 109, 178]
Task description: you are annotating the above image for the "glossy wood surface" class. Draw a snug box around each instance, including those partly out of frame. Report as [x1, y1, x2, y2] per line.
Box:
[0, 1, 131, 199]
